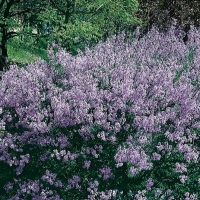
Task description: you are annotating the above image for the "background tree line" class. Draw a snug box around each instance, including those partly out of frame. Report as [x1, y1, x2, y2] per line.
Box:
[0, 0, 142, 74]
[0, 0, 200, 76]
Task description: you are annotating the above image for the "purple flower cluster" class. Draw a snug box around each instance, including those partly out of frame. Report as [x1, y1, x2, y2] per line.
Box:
[146, 178, 154, 190]
[42, 170, 62, 187]
[98, 165, 115, 180]
[0, 24, 200, 199]
[86, 180, 119, 200]
[134, 190, 147, 200]
[67, 175, 81, 191]
[4, 179, 62, 199]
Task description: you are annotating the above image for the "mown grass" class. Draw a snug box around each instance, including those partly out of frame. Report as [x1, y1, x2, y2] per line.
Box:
[7, 37, 48, 65]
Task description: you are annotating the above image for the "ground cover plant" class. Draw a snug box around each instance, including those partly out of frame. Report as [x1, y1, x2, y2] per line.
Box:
[0, 24, 199, 199]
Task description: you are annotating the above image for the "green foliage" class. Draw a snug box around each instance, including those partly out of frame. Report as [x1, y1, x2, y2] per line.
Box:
[41, 0, 142, 55]
[1, 0, 144, 68]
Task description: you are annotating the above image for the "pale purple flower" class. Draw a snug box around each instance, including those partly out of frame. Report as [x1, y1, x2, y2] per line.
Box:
[152, 152, 161, 161]
[115, 162, 123, 168]
[99, 165, 114, 180]
[174, 162, 187, 173]
[42, 170, 57, 185]
[114, 122, 121, 133]
[4, 182, 14, 193]
[126, 135, 133, 142]
[0, 24, 200, 199]
[67, 175, 81, 190]
[156, 142, 164, 151]
[146, 178, 154, 190]
[83, 160, 91, 169]
[179, 175, 188, 184]
[185, 192, 190, 197]
[190, 194, 198, 200]
[129, 166, 139, 176]
[184, 151, 199, 163]
[135, 190, 147, 200]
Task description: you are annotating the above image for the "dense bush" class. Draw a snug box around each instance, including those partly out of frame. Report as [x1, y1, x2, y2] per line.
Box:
[134, 0, 200, 43]
[0, 24, 199, 199]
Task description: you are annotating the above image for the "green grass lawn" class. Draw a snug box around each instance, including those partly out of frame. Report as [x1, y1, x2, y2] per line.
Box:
[7, 37, 48, 66]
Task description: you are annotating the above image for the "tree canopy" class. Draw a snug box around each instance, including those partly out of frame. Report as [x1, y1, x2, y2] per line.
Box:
[0, 0, 142, 75]
[38, 0, 142, 54]
[0, 0, 49, 72]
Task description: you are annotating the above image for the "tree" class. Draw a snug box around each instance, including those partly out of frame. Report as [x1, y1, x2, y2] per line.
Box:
[36, 0, 143, 55]
[134, 0, 200, 42]
[0, 0, 51, 74]
[0, 0, 142, 77]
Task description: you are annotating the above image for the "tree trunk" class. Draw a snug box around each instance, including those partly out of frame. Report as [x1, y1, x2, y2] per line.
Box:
[0, 28, 9, 80]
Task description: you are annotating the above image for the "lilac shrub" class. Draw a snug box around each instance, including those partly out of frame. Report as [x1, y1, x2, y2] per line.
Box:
[0, 24, 200, 199]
